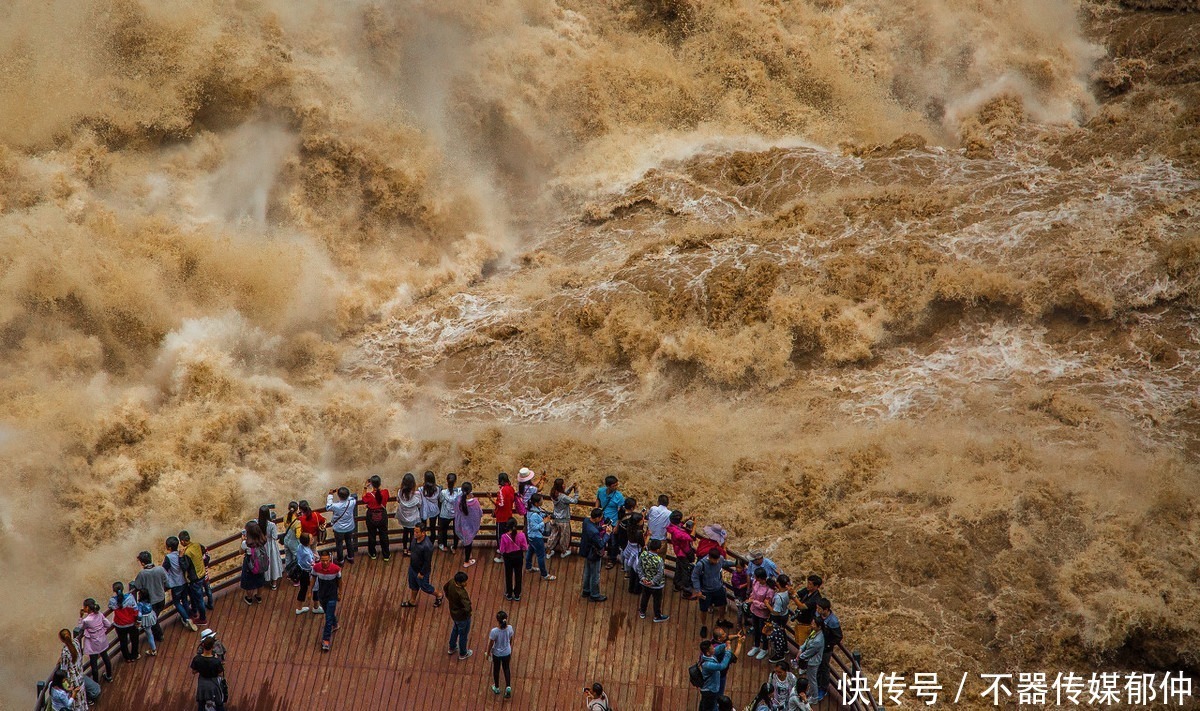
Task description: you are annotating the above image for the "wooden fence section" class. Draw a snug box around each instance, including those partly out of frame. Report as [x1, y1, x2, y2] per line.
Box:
[37, 495, 879, 711]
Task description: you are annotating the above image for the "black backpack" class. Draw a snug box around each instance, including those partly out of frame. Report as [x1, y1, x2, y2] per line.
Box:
[687, 661, 706, 689]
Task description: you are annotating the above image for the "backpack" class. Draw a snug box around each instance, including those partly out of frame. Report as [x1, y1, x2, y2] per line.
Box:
[688, 662, 706, 688]
[513, 493, 527, 516]
[638, 550, 660, 582]
[246, 545, 265, 575]
[180, 551, 200, 583]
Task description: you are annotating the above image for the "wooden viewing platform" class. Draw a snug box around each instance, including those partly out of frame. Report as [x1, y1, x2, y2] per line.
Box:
[38, 495, 878, 710]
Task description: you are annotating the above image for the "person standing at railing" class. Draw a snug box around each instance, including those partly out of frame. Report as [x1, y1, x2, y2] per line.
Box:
[179, 531, 213, 619]
[621, 511, 645, 595]
[108, 582, 140, 664]
[437, 473, 461, 552]
[239, 521, 271, 605]
[162, 536, 199, 630]
[75, 599, 112, 683]
[281, 502, 302, 572]
[794, 616, 825, 703]
[294, 533, 319, 615]
[747, 551, 779, 584]
[57, 628, 95, 708]
[456, 482, 483, 568]
[523, 493, 556, 581]
[326, 486, 358, 565]
[647, 494, 672, 548]
[257, 505, 284, 590]
[517, 467, 540, 509]
[363, 476, 391, 561]
[579, 507, 609, 603]
[595, 476, 624, 569]
[692, 548, 735, 623]
[396, 473, 422, 558]
[492, 472, 517, 564]
[420, 471, 442, 534]
[792, 575, 823, 626]
[815, 599, 841, 702]
[546, 478, 577, 559]
[770, 574, 795, 629]
[132, 550, 167, 643]
[667, 511, 696, 596]
[312, 550, 342, 652]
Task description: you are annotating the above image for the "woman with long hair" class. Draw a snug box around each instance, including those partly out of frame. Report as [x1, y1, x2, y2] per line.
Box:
[76, 599, 112, 683]
[395, 472, 422, 557]
[57, 629, 91, 709]
[420, 471, 442, 533]
[363, 474, 391, 561]
[240, 520, 270, 605]
[437, 472, 461, 551]
[485, 610, 515, 699]
[258, 505, 283, 590]
[497, 520, 529, 602]
[455, 482, 483, 568]
[108, 582, 140, 663]
[281, 501, 302, 572]
[621, 512, 646, 595]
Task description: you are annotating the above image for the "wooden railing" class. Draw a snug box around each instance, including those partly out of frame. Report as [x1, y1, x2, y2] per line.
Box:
[35, 493, 878, 711]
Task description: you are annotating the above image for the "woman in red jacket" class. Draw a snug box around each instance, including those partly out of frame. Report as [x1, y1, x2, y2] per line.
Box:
[297, 500, 326, 543]
[491, 472, 516, 564]
[363, 475, 391, 561]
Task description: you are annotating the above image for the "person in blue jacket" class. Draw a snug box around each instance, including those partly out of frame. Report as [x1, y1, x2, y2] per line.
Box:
[697, 639, 733, 711]
[579, 508, 609, 602]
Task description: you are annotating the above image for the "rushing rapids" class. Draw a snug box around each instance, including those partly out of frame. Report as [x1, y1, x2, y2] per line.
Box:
[1, 0, 1198, 707]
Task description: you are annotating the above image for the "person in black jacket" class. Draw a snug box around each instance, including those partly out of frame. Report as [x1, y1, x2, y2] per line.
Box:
[579, 508, 608, 602]
[816, 598, 842, 698]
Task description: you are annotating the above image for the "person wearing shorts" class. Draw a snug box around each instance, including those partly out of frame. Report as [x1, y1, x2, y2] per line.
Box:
[691, 549, 734, 617]
[402, 524, 444, 609]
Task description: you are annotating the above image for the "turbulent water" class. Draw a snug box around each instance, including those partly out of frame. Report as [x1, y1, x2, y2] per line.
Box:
[1, 0, 1199, 706]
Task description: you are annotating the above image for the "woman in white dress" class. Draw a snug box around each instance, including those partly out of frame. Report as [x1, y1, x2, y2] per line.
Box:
[257, 505, 284, 590]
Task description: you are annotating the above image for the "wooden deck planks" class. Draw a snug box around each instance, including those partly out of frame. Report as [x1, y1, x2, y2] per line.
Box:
[94, 546, 765, 710]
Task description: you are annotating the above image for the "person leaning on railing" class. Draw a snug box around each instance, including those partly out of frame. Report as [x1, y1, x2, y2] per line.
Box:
[325, 486, 358, 565]
[546, 478, 578, 559]
[362, 477, 391, 561]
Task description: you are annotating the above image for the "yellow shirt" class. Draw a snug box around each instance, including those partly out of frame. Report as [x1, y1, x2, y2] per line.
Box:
[184, 541, 206, 578]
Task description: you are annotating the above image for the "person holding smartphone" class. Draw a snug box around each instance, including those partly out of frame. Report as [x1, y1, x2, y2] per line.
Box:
[546, 478, 578, 559]
[583, 682, 611, 710]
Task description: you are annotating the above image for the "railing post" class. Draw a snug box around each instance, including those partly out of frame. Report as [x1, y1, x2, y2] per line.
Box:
[852, 650, 862, 671]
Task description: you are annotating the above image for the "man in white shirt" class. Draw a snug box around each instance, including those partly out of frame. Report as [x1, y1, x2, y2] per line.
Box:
[326, 487, 359, 564]
[647, 494, 673, 544]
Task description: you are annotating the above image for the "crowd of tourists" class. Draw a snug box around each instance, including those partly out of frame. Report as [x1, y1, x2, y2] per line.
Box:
[47, 469, 846, 711]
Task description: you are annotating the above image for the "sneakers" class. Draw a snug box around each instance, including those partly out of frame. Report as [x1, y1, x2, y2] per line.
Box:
[296, 607, 310, 615]
[505, 594, 514, 601]
[459, 649, 474, 660]
[183, 618, 198, 632]
[438, 544, 447, 551]
[332, 624, 340, 633]
[748, 647, 762, 658]
[448, 647, 456, 655]
[546, 551, 556, 559]
[753, 648, 768, 659]
[639, 611, 647, 619]
[463, 559, 476, 568]
[561, 550, 572, 558]
[312, 606, 324, 614]
[505, 687, 512, 699]
[589, 595, 608, 602]
[491, 685, 501, 695]
[369, 553, 378, 560]
[542, 575, 556, 581]
[513, 595, 521, 602]
[383, 555, 391, 562]
[654, 614, 671, 623]
[321, 641, 330, 652]
[493, 556, 502, 564]
[146, 649, 157, 657]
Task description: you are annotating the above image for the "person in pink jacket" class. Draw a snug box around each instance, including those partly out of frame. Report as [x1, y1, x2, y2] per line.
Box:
[496, 520, 528, 602]
[76, 598, 113, 683]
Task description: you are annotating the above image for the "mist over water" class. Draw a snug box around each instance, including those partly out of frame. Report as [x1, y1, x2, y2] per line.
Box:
[1, 0, 1199, 706]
